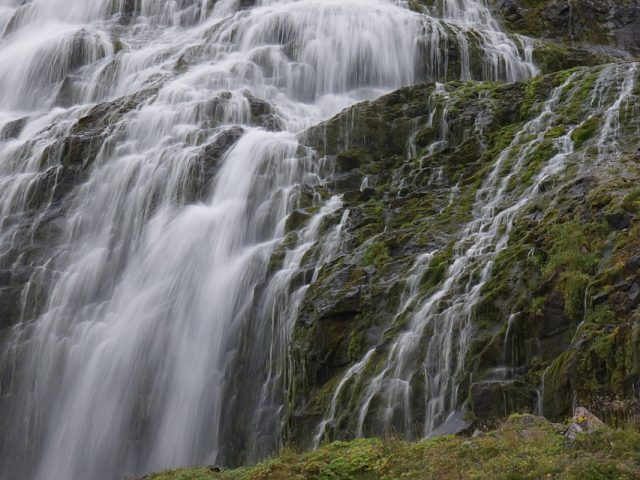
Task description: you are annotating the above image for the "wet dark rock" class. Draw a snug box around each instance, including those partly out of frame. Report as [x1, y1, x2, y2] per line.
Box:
[331, 171, 364, 192]
[182, 126, 245, 202]
[494, 0, 524, 25]
[243, 92, 284, 131]
[61, 131, 106, 166]
[316, 286, 361, 321]
[429, 411, 471, 436]
[0, 283, 21, 330]
[117, 0, 140, 24]
[0, 117, 27, 140]
[614, 8, 640, 54]
[542, 1, 571, 27]
[625, 255, 640, 271]
[258, 114, 284, 132]
[202, 92, 283, 131]
[335, 149, 366, 173]
[54, 76, 79, 107]
[471, 381, 536, 421]
[200, 127, 245, 173]
[289, 268, 315, 291]
[62, 87, 159, 166]
[285, 209, 311, 233]
[343, 187, 375, 203]
[244, 92, 272, 117]
[0, 90, 160, 339]
[606, 211, 631, 230]
[495, 0, 640, 56]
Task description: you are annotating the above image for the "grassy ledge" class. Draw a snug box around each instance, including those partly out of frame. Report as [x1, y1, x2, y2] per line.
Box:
[145, 415, 640, 480]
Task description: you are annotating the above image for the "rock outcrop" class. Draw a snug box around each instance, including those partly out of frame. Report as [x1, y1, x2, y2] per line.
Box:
[268, 64, 640, 444]
[493, 0, 640, 56]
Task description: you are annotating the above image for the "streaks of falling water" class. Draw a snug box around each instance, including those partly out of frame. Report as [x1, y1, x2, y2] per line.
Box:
[313, 348, 376, 448]
[240, 195, 350, 460]
[0, 0, 538, 478]
[313, 64, 639, 444]
[313, 252, 436, 445]
[595, 63, 638, 164]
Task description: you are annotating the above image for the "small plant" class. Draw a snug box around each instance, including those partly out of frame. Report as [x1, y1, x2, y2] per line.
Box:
[362, 241, 391, 266]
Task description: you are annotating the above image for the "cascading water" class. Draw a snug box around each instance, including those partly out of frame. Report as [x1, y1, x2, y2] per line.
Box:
[312, 62, 640, 442]
[0, 0, 541, 478]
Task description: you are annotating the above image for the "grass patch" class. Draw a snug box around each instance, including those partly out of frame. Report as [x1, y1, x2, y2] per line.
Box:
[147, 415, 640, 480]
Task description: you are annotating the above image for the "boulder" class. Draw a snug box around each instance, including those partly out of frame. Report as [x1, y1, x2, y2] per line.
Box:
[564, 407, 607, 441]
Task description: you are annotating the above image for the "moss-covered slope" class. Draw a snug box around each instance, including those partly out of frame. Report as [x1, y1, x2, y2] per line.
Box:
[147, 415, 640, 480]
[271, 62, 640, 447]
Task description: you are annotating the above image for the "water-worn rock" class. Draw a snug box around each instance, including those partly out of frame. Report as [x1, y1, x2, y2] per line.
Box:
[0, 117, 27, 139]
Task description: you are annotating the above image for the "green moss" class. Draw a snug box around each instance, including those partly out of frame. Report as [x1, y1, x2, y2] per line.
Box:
[621, 188, 640, 213]
[419, 248, 453, 293]
[361, 241, 391, 266]
[347, 330, 365, 362]
[558, 70, 601, 124]
[542, 220, 604, 277]
[519, 75, 547, 119]
[522, 141, 558, 186]
[535, 217, 610, 320]
[150, 469, 220, 480]
[148, 416, 640, 480]
[294, 63, 640, 443]
[571, 116, 601, 149]
[502, 0, 621, 50]
[588, 305, 616, 325]
[545, 125, 567, 139]
[531, 296, 546, 317]
[558, 271, 590, 320]
[113, 38, 124, 53]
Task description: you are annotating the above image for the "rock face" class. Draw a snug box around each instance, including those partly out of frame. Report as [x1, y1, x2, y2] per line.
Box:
[493, 0, 640, 55]
[270, 64, 640, 445]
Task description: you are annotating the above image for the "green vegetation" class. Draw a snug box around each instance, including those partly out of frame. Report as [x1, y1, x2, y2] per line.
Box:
[622, 189, 640, 213]
[362, 242, 391, 267]
[571, 116, 600, 149]
[147, 415, 640, 480]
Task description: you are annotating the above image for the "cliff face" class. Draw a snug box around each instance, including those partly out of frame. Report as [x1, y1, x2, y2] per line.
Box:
[493, 0, 640, 55]
[279, 63, 640, 446]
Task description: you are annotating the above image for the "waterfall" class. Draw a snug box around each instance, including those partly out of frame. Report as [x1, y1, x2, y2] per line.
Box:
[0, 0, 540, 478]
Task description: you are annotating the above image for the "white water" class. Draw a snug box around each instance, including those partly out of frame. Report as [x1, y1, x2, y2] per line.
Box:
[0, 0, 539, 478]
[595, 63, 638, 164]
